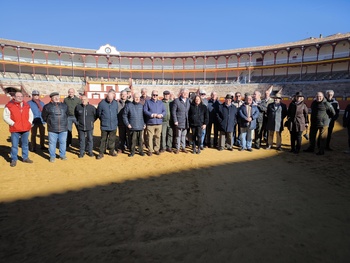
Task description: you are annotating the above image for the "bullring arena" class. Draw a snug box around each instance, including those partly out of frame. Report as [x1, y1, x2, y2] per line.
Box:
[1, 34, 350, 262]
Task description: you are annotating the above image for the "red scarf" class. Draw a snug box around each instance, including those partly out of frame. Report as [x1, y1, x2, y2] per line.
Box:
[33, 99, 43, 112]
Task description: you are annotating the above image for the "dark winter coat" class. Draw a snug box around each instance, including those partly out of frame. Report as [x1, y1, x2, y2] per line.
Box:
[42, 102, 69, 133]
[74, 103, 97, 131]
[117, 99, 129, 127]
[189, 103, 209, 127]
[310, 99, 335, 127]
[97, 98, 118, 131]
[216, 103, 238, 132]
[287, 100, 309, 132]
[171, 97, 190, 129]
[123, 101, 145, 131]
[207, 98, 220, 123]
[254, 100, 268, 124]
[343, 104, 350, 128]
[239, 104, 259, 130]
[266, 102, 288, 132]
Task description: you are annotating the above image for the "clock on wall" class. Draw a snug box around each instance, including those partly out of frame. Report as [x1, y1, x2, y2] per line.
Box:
[105, 47, 111, 54]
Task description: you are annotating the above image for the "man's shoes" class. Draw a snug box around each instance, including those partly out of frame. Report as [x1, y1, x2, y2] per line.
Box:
[49, 157, 55, 163]
[147, 152, 153, 156]
[182, 149, 188, 153]
[266, 146, 272, 150]
[96, 154, 104, 160]
[10, 160, 17, 167]
[87, 152, 94, 157]
[166, 148, 172, 153]
[174, 149, 179, 154]
[316, 151, 325, 155]
[78, 154, 84, 158]
[23, 158, 33, 163]
[60, 157, 67, 161]
[276, 147, 282, 151]
[117, 149, 123, 154]
[218, 147, 224, 151]
[227, 147, 233, 151]
[303, 148, 314, 153]
[238, 147, 244, 151]
[325, 147, 333, 151]
[128, 152, 134, 157]
[200, 146, 204, 150]
[197, 148, 201, 154]
[140, 152, 145, 156]
[247, 148, 253, 152]
[40, 146, 47, 150]
[159, 149, 165, 153]
[154, 151, 160, 155]
[255, 145, 260, 150]
[110, 151, 117, 157]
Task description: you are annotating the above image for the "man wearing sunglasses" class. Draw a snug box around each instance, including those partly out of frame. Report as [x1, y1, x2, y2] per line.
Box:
[143, 90, 166, 156]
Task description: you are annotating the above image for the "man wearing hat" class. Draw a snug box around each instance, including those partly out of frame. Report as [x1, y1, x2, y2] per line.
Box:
[266, 92, 287, 150]
[216, 94, 238, 151]
[3, 91, 34, 167]
[28, 90, 46, 152]
[124, 87, 133, 102]
[161, 90, 173, 153]
[287, 92, 309, 154]
[42, 92, 69, 162]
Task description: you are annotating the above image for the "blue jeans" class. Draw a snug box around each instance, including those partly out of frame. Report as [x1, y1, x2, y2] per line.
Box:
[200, 129, 206, 147]
[48, 131, 67, 158]
[240, 127, 254, 149]
[11, 131, 29, 161]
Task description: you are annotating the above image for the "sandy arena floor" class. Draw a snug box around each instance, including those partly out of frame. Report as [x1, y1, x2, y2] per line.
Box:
[0, 108, 350, 262]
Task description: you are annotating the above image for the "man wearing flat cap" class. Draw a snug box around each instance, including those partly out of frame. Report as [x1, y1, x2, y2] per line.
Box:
[161, 90, 173, 153]
[28, 90, 46, 152]
[42, 92, 69, 162]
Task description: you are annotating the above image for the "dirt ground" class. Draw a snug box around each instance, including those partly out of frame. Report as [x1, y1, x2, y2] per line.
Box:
[1, 108, 350, 263]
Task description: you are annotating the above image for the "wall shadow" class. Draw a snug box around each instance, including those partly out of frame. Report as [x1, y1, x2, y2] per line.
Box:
[1, 141, 350, 263]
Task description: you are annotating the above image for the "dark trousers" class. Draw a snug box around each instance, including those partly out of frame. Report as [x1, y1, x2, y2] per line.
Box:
[78, 129, 93, 155]
[67, 116, 77, 146]
[118, 125, 128, 151]
[206, 120, 218, 147]
[326, 119, 335, 148]
[130, 130, 143, 154]
[347, 126, 350, 148]
[191, 126, 202, 147]
[254, 121, 264, 147]
[290, 131, 303, 152]
[161, 122, 173, 150]
[309, 126, 328, 153]
[30, 123, 45, 150]
[99, 129, 116, 154]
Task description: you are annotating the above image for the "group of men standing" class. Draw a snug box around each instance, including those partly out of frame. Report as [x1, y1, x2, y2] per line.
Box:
[2, 86, 347, 166]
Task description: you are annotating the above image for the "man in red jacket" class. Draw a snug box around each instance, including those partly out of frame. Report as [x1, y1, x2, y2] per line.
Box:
[3, 91, 34, 167]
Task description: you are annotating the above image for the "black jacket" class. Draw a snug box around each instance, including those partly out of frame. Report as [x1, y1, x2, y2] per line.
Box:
[75, 103, 97, 131]
[42, 102, 69, 133]
[189, 103, 209, 127]
[216, 103, 238, 132]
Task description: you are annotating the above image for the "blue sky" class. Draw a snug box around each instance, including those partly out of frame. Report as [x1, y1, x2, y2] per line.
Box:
[1, 0, 349, 52]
